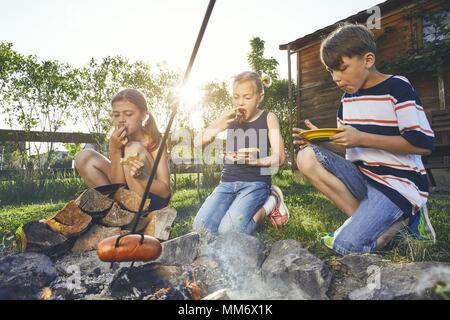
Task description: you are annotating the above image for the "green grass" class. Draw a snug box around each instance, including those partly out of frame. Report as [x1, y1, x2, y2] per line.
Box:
[0, 176, 86, 205]
[1, 170, 449, 263]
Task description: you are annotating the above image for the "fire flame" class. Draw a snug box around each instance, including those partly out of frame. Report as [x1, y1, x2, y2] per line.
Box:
[185, 272, 204, 300]
[185, 281, 203, 300]
[40, 287, 53, 300]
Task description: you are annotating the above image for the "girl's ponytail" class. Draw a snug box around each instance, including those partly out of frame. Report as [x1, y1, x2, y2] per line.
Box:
[143, 111, 162, 146]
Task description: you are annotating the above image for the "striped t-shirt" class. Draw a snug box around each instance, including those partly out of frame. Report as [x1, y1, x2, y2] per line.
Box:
[337, 75, 435, 217]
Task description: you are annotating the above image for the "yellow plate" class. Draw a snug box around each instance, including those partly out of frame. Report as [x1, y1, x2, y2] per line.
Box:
[300, 128, 344, 142]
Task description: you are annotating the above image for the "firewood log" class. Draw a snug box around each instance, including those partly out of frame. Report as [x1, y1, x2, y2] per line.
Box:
[20, 221, 72, 257]
[45, 201, 92, 237]
[113, 187, 151, 213]
[78, 188, 114, 216]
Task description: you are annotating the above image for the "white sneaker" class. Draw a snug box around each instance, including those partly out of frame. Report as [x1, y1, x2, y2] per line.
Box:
[267, 185, 289, 227]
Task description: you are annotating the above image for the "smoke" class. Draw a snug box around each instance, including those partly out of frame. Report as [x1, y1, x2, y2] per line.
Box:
[416, 265, 450, 299]
[200, 232, 307, 300]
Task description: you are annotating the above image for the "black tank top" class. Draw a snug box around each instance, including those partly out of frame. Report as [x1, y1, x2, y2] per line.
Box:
[221, 110, 272, 185]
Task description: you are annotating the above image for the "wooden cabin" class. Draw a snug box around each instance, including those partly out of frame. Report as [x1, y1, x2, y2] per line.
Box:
[279, 0, 449, 129]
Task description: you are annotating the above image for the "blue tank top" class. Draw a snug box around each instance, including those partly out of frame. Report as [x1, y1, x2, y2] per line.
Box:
[221, 110, 272, 185]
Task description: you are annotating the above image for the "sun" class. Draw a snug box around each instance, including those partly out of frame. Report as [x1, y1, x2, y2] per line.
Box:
[179, 84, 203, 108]
[176, 83, 204, 130]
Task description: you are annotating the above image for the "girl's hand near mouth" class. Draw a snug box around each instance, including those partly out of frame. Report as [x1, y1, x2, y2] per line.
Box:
[110, 125, 128, 152]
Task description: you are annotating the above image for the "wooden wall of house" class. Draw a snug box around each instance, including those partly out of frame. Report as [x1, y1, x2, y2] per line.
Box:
[295, 0, 448, 131]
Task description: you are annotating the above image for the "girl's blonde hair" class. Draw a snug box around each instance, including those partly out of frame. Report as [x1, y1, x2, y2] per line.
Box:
[232, 71, 272, 94]
[111, 88, 161, 145]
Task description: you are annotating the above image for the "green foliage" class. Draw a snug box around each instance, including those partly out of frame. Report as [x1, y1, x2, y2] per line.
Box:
[76, 56, 129, 138]
[63, 143, 82, 159]
[1, 48, 82, 174]
[247, 37, 279, 80]
[262, 79, 297, 162]
[201, 81, 232, 127]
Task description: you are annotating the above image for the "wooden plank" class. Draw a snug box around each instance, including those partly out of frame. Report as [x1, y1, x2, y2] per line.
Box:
[0, 129, 106, 143]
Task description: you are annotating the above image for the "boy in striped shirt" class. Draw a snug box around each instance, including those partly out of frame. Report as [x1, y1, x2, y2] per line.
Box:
[293, 23, 436, 255]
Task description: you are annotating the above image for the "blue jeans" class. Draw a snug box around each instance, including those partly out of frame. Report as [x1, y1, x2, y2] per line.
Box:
[307, 145, 405, 255]
[193, 181, 270, 235]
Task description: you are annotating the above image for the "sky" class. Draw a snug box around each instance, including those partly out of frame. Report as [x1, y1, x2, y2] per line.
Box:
[0, 0, 382, 85]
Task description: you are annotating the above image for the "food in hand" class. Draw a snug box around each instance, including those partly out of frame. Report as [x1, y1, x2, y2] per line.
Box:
[236, 147, 259, 162]
[237, 147, 259, 157]
[117, 124, 128, 145]
[234, 108, 246, 124]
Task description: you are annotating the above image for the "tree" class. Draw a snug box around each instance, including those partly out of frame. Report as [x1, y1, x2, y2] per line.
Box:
[0, 43, 25, 98]
[2, 48, 79, 182]
[247, 37, 279, 80]
[76, 56, 129, 143]
[201, 81, 231, 127]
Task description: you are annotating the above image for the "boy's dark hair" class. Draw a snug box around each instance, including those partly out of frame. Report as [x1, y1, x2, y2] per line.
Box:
[320, 23, 377, 70]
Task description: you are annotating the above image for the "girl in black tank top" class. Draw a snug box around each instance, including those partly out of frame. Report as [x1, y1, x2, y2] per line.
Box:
[192, 71, 285, 234]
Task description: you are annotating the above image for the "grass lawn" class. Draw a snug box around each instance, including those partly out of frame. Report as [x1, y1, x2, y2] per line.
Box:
[1, 170, 449, 263]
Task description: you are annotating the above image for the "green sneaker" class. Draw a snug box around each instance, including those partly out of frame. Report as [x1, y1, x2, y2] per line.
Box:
[407, 205, 437, 243]
[320, 232, 335, 250]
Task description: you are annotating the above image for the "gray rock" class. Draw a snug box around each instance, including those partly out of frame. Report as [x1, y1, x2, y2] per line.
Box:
[329, 274, 365, 300]
[71, 225, 124, 253]
[156, 232, 200, 266]
[261, 240, 332, 300]
[196, 232, 267, 298]
[340, 253, 388, 276]
[144, 207, 177, 241]
[100, 203, 135, 227]
[349, 262, 450, 300]
[0, 253, 57, 300]
[200, 231, 266, 272]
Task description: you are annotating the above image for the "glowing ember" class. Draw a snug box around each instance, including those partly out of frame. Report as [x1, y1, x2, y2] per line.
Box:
[40, 287, 53, 300]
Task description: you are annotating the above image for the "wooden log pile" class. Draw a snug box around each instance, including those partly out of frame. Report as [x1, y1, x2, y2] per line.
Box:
[19, 186, 177, 257]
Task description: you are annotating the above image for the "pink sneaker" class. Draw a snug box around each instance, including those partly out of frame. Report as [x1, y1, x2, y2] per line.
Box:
[267, 185, 289, 227]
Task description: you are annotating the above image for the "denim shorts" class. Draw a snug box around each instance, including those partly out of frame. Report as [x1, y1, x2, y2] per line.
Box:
[193, 181, 270, 235]
[307, 145, 404, 255]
